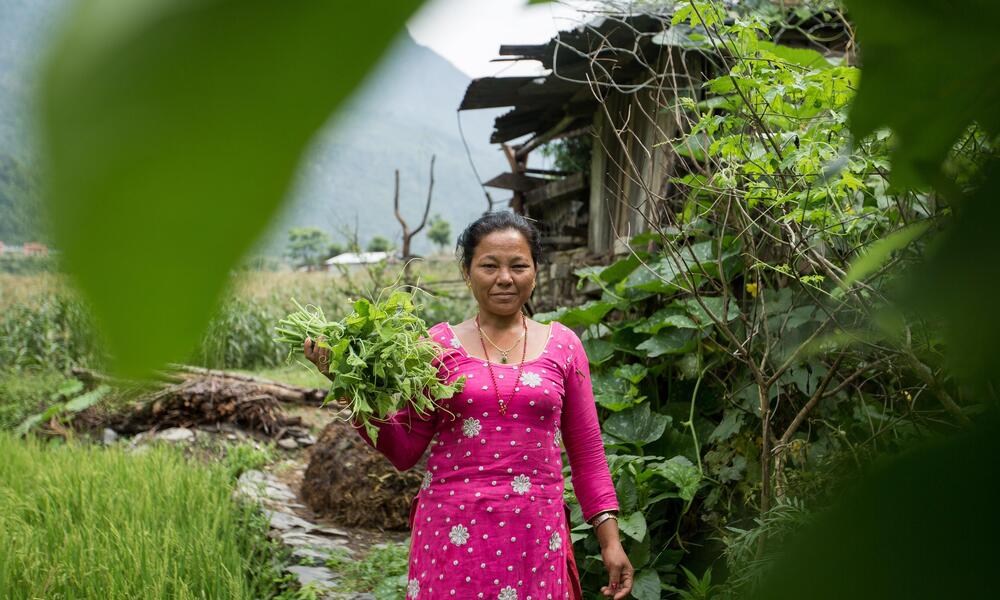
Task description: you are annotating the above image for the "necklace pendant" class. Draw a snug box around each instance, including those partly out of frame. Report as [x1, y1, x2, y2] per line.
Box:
[498, 402, 507, 416]
[500, 353, 508, 364]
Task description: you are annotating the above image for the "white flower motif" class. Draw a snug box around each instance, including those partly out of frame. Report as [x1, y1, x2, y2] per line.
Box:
[554, 427, 562, 447]
[408, 577, 420, 598]
[511, 474, 532, 495]
[549, 531, 562, 552]
[519, 370, 542, 388]
[421, 471, 432, 490]
[449, 523, 470, 546]
[498, 587, 518, 600]
[449, 336, 462, 349]
[462, 417, 482, 438]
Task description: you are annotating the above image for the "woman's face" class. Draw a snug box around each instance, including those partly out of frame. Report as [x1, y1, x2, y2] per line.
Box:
[465, 229, 536, 317]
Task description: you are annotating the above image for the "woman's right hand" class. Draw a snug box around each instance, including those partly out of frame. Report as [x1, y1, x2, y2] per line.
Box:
[304, 336, 334, 381]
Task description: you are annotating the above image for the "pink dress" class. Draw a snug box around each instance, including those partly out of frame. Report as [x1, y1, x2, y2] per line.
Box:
[356, 321, 618, 599]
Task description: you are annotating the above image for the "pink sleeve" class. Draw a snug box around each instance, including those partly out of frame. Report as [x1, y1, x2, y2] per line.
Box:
[353, 405, 438, 472]
[560, 327, 619, 522]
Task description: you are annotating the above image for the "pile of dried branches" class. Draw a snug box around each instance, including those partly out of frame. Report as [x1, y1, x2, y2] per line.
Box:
[73, 365, 327, 438]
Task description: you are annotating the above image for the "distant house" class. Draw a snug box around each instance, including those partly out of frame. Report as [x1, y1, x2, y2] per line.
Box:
[0, 241, 51, 257]
[322, 251, 391, 273]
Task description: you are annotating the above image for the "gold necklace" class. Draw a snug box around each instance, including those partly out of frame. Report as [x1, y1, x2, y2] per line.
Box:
[477, 321, 526, 364]
[476, 313, 527, 416]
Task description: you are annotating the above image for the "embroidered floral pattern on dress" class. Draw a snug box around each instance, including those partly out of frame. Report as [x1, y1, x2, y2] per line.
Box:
[449, 336, 462, 349]
[498, 586, 518, 600]
[367, 323, 619, 599]
[449, 524, 470, 546]
[549, 531, 562, 552]
[462, 417, 482, 438]
[519, 370, 542, 388]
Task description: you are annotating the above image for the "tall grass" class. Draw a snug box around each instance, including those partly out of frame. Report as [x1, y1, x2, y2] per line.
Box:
[0, 434, 271, 599]
[1, 265, 474, 373]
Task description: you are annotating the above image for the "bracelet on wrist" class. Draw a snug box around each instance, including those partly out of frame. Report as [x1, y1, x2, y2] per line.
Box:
[590, 511, 618, 531]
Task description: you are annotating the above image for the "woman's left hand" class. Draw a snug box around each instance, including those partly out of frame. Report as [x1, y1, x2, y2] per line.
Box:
[599, 540, 634, 598]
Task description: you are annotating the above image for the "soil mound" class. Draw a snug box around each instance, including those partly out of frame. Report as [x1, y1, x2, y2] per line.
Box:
[301, 419, 424, 530]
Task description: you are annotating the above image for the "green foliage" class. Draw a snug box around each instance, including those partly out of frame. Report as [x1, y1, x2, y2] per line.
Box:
[556, 1, 994, 595]
[0, 368, 80, 430]
[274, 289, 465, 443]
[0, 294, 106, 371]
[367, 236, 393, 253]
[325, 542, 410, 597]
[224, 442, 276, 481]
[0, 153, 43, 245]
[426, 214, 451, 251]
[285, 227, 331, 271]
[539, 134, 592, 174]
[194, 295, 291, 370]
[38, 0, 425, 378]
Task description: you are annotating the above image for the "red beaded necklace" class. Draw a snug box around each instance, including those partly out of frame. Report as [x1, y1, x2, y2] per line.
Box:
[475, 313, 527, 416]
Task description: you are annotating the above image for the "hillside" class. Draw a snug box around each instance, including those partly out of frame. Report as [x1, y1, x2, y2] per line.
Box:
[257, 33, 506, 256]
[0, 0, 508, 255]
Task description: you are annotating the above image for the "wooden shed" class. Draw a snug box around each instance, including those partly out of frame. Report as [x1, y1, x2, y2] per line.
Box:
[459, 11, 847, 311]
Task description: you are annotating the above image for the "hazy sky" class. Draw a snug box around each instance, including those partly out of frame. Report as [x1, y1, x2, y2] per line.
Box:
[407, 0, 597, 78]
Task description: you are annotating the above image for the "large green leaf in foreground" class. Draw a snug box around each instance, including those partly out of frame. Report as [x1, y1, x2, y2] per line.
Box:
[38, 0, 423, 377]
[845, 0, 1000, 185]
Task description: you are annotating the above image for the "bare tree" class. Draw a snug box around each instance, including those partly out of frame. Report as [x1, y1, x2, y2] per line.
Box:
[394, 155, 435, 285]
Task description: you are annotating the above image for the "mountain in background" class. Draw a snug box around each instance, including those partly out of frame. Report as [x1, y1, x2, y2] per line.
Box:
[0, 0, 509, 256]
[258, 32, 507, 256]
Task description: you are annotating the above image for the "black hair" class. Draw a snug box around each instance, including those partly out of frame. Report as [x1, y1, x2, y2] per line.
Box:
[455, 211, 543, 273]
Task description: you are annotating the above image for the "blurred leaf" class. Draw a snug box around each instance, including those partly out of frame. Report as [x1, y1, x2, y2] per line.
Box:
[753, 416, 1000, 600]
[844, 0, 1000, 185]
[902, 160, 1000, 384]
[842, 222, 930, 287]
[39, 0, 423, 376]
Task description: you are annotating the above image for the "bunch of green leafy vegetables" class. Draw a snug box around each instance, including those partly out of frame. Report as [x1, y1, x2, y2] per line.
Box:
[274, 290, 463, 443]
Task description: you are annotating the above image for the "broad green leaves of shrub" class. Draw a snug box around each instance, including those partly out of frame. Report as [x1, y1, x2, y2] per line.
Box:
[38, 0, 424, 377]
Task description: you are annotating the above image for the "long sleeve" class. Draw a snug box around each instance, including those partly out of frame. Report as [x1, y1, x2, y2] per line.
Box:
[353, 404, 438, 471]
[561, 330, 619, 522]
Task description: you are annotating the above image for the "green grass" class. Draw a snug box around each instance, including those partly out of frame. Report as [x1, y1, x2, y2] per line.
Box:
[0, 434, 279, 599]
[325, 542, 410, 598]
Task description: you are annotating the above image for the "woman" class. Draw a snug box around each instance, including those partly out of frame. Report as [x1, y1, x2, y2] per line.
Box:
[304, 212, 633, 599]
